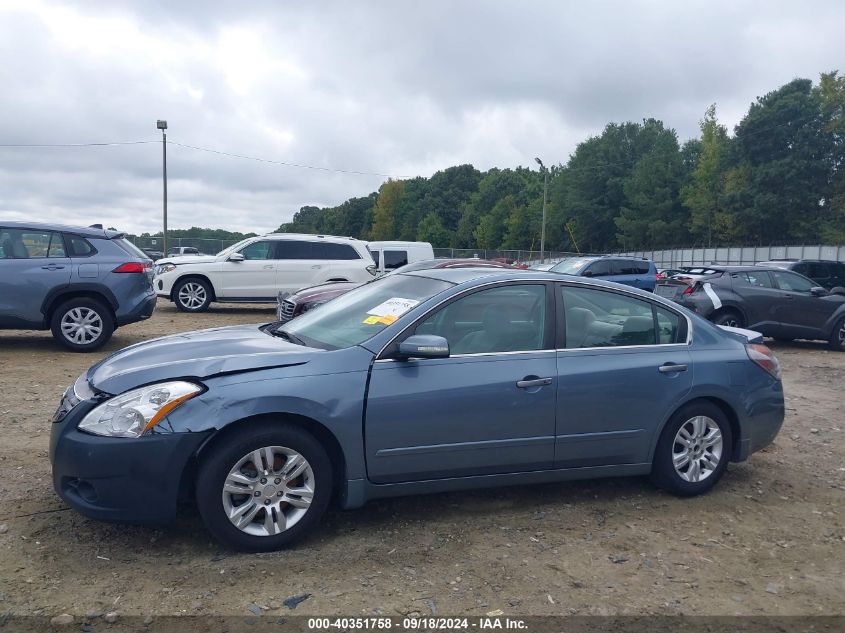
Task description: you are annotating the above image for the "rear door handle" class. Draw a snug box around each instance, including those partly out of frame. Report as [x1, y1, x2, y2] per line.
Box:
[658, 363, 688, 374]
[263, 264, 274, 269]
[41, 264, 65, 270]
[516, 377, 553, 388]
[311, 265, 321, 269]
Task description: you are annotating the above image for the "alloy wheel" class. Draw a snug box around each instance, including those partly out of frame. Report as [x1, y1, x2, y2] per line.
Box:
[60, 307, 103, 345]
[221, 445, 315, 537]
[178, 282, 207, 309]
[672, 415, 723, 483]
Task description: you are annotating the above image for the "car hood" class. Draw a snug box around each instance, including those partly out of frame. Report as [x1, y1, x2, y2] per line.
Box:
[87, 324, 321, 394]
[287, 281, 363, 302]
[156, 255, 219, 266]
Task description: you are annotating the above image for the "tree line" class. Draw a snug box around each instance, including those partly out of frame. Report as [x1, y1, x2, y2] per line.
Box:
[276, 72, 844, 252]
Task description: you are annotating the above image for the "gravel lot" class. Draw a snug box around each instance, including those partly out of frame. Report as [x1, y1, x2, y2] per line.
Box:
[0, 299, 843, 619]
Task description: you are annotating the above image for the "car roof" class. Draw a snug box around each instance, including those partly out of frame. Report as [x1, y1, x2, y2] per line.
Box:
[262, 233, 364, 243]
[398, 267, 654, 288]
[0, 220, 121, 239]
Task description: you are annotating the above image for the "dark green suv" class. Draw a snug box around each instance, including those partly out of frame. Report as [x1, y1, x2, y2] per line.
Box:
[757, 260, 845, 295]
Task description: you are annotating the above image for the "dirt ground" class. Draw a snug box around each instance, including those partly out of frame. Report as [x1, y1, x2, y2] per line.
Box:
[0, 299, 843, 620]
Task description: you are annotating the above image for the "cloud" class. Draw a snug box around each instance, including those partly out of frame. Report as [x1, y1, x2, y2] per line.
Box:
[0, 0, 842, 235]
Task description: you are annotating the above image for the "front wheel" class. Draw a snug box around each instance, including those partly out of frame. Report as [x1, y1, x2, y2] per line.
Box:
[650, 402, 733, 496]
[196, 423, 332, 551]
[173, 278, 212, 312]
[50, 298, 114, 352]
[829, 317, 845, 352]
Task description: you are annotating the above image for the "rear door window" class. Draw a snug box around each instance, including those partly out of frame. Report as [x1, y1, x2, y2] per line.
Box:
[561, 285, 657, 347]
[273, 240, 313, 260]
[610, 259, 632, 275]
[805, 263, 830, 279]
[47, 233, 66, 257]
[584, 260, 611, 277]
[384, 250, 408, 270]
[738, 271, 774, 288]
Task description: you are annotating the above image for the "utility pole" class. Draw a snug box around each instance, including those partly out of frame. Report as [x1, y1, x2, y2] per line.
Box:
[157, 120, 168, 254]
[535, 157, 548, 263]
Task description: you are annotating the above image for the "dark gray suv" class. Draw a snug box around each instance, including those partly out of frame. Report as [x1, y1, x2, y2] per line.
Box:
[0, 221, 156, 351]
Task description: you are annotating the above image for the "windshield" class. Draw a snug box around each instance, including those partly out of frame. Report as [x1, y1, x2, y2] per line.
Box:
[217, 237, 254, 257]
[281, 274, 453, 350]
[550, 258, 592, 275]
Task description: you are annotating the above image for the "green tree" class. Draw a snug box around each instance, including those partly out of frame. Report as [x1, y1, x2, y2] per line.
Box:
[369, 179, 405, 240]
[416, 212, 451, 246]
[680, 104, 730, 245]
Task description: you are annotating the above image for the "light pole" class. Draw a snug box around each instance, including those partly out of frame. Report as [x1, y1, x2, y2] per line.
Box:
[535, 157, 548, 263]
[157, 120, 168, 255]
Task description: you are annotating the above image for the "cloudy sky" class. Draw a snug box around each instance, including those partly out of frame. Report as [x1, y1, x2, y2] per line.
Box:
[0, 0, 842, 236]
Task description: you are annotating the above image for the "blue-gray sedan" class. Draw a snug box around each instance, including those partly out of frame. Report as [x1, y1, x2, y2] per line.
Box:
[50, 269, 784, 551]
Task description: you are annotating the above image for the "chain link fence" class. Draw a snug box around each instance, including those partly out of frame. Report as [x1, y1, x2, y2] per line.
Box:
[432, 248, 583, 266]
[126, 236, 242, 255]
[612, 245, 845, 268]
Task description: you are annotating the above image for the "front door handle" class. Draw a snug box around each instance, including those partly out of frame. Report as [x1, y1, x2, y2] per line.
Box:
[658, 363, 688, 374]
[516, 377, 553, 388]
[311, 265, 321, 269]
[41, 264, 65, 270]
[263, 264, 274, 269]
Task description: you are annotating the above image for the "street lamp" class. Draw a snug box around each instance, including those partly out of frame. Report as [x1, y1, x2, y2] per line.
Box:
[535, 157, 548, 263]
[157, 120, 168, 255]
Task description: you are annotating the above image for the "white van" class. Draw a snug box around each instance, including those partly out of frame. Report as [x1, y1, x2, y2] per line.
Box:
[367, 241, 435, 274]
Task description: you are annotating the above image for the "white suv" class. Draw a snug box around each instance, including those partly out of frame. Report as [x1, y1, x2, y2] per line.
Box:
[154, 233, 376, 312]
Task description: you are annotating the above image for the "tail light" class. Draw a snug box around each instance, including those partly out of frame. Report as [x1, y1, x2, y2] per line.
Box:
[746, 343, 781, 380]
[682, 284, 695, 295]
[113, 262, 150, 273]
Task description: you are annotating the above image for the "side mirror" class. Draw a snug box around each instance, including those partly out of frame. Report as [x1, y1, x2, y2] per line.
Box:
[810, 286, 828, 297]
[398, 335, 450, 359]
[228, 253, 245, 262]
[582, 270, 593, 278]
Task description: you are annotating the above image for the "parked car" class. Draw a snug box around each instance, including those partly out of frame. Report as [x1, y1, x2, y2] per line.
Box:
[141, 248, 164, 261]
[167, 246, 201, 257]
[530, 262, 556, 271]
[756, 259, 845, 295]
[367, 241, 434, 275]
[0, 221, 156, 351]
[276, 258, 513, 322]
[154, 233, 376, 312]
[549, 255, 657, 291]
[656, 268, 687, 279]
[667, 266, 845, 349]
[51, 269, 784, 551]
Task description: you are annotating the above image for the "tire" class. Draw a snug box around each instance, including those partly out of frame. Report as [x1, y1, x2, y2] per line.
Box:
[196, 422, 333, 551]
[650, 401, 733, 496]
[829, 317, 845, 352]
[712, 310, 745, 328]
[173, 277, 212, 312]
[50, 298, 114, 352]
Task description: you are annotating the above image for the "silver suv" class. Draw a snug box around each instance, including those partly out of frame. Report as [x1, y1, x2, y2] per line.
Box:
[154, 233, 376, 312]
[0, 222, 156, 351]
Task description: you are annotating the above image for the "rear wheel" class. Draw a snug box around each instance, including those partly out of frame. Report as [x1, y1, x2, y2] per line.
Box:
[712, 310, 744, 328]
[196, 423, 332, 551]
[50, 298, 114, 352]
[650, 401, 733, 496]
[173, 278, 212, 312]
[829, 317, 845, 352]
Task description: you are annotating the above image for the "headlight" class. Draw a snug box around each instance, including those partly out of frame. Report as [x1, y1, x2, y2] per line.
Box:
[78, 381, 202, 438]
[155, 263, 176, 275]
[301, 300, 327, 313]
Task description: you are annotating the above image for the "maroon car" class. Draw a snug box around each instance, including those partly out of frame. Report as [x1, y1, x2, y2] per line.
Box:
[276, 258, 513, 322]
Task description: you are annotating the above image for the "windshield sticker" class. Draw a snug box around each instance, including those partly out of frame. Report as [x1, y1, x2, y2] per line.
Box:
[366, 297, 420, 318]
